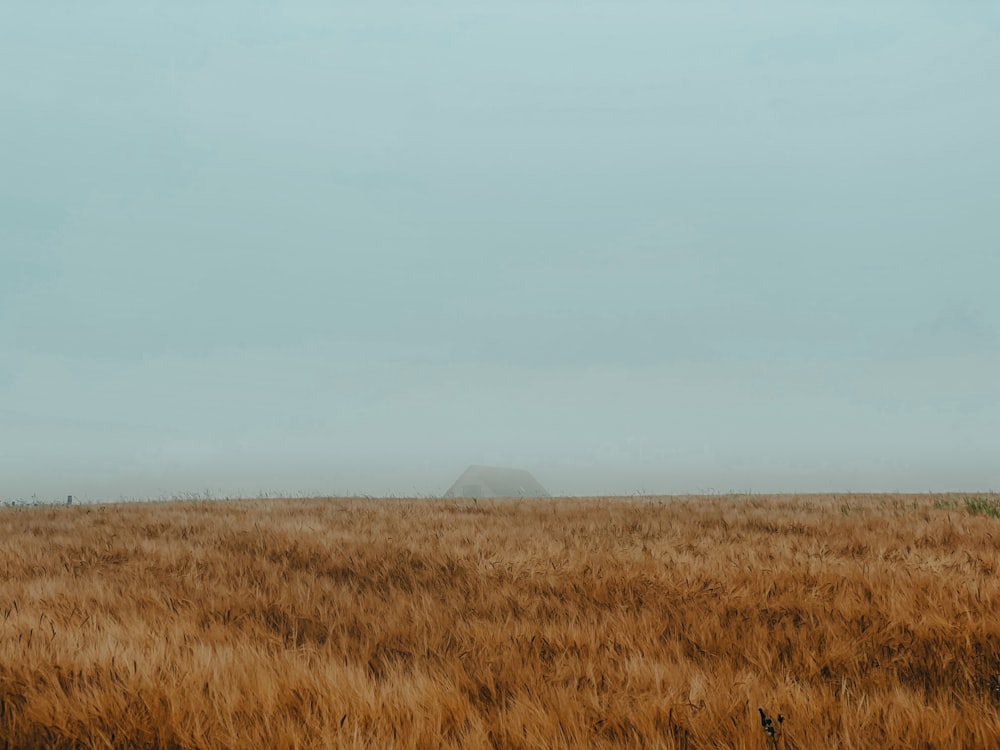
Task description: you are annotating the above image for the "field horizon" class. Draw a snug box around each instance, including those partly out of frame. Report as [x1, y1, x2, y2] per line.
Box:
[1, 492, 998, 748]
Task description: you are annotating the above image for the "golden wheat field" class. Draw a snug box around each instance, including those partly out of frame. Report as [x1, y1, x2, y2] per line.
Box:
[1, 494, 999, 749]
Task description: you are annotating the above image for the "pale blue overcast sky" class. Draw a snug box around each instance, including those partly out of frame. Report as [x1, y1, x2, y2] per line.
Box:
[2, 2, 998, 500]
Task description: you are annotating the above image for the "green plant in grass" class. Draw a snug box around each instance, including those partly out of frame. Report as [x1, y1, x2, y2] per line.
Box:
[964, 496, 1000, 518]
[933, 498, 959, 510]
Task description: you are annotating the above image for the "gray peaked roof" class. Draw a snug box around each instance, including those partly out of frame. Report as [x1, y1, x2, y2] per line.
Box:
[444, 465, 549, 499]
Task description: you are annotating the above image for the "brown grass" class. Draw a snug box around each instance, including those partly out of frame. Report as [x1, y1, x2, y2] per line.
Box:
[1, 493, 998, 749]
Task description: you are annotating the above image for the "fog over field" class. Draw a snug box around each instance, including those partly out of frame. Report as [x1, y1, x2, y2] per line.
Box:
[2, 2, 998, 501]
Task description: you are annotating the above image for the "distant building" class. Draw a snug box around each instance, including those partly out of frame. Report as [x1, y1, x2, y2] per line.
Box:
[444, 465, 549, 499]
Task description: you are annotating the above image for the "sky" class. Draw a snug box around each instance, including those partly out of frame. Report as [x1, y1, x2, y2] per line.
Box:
[2, 2, 998, 500]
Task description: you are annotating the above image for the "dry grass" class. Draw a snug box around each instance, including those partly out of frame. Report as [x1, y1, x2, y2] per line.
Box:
[1, 493, 999, 749]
